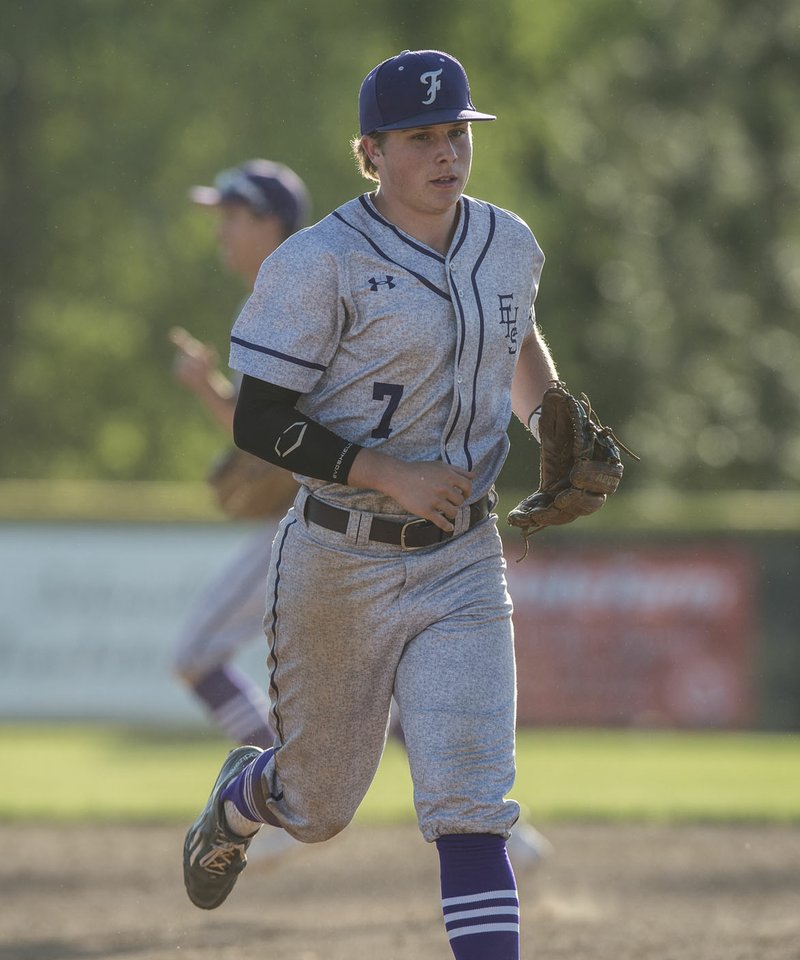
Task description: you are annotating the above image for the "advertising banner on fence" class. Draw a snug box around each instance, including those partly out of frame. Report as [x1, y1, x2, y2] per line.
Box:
[0, 525, 759, 728]
[508, 545, 758, 728]
[0, 523, 271, 724]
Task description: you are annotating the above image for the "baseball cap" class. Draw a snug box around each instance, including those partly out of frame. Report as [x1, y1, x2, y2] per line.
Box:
[358, 50, 496, 136]
[189, 159, 310, 235]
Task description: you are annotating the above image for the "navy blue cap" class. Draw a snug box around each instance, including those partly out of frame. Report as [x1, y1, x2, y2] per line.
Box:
[189, 159, 310, 235]
[359, 50, 496, 136]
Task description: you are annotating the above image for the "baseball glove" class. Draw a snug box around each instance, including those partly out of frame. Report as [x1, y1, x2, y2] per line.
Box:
[507, 382, 638, 558]
[207, 447, 299, 520]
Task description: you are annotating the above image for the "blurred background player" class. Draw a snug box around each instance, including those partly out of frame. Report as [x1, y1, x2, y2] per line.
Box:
[171, 157, 551, 871]
[170, 159, 310, 861]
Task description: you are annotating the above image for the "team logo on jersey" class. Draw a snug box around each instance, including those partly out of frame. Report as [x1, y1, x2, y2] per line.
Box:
[420, 68, 443, 105]
[274, 420, 308, 458]
[498, 294, 518, 354]
[369, 275, 396, 291]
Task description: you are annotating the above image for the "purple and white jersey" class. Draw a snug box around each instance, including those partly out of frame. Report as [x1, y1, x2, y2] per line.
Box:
[229, 193, 544, 515]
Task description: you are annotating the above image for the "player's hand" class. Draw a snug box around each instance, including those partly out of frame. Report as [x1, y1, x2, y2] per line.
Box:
[169, 326, 218, 391]
[391, 460, 474, 532]
[350, 451, 474, 533]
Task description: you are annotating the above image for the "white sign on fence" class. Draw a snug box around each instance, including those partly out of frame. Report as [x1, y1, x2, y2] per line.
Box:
[0, 523, 273, 725]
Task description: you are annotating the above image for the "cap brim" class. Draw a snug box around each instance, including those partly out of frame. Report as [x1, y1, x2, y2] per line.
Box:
[372, 108, 496, 133]
[188, 185, 222, 206]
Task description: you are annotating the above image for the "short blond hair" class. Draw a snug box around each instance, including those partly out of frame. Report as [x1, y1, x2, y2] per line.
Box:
[350, 131, 388, 183]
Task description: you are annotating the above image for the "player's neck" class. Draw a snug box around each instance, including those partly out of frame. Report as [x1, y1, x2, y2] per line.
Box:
[370, 191, 460, 255]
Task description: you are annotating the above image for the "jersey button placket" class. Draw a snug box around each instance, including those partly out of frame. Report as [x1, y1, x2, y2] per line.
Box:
[448, 259, 458, 295]
[448, 259, 464, 387]
[446, 256, 468, 459]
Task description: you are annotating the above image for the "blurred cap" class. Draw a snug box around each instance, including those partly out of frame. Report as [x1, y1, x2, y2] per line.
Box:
[359, 49, 495, 136]
[189, 159, 310, 235]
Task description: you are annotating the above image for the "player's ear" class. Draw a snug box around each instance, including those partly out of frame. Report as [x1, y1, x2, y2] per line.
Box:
[361, 134, 383, 165]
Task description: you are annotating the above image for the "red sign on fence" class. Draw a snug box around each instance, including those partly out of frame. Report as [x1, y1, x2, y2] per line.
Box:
[507, 544, 758, 728]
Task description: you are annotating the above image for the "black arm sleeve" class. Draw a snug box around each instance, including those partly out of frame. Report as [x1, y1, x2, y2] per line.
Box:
[233, 374, 362, 484]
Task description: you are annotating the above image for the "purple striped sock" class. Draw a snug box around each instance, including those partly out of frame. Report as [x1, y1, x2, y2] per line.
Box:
[436, 834, 519, 960]
[220, 748, 275, 824]
[193, 665, 274, 749]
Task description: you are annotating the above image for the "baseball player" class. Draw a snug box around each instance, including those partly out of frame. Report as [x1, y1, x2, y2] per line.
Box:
[183, 50, 559, 959]
[174, 155, 549, 874]
[170, 160, 310, 860]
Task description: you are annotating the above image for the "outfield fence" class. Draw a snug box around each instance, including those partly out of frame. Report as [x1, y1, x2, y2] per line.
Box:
[1, 509, 797, 730]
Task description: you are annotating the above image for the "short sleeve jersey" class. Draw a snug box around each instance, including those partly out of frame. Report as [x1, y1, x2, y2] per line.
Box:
[229, 193, 545, 515]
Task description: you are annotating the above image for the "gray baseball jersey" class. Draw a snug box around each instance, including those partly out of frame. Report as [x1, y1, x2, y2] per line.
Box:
[229, 193, 544, 512]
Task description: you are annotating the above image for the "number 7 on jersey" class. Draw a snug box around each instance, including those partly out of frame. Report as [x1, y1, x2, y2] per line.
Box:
[371, 381, 404, 439]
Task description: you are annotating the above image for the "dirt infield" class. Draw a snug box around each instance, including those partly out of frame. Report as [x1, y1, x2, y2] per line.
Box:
[2, 822, 799, 959]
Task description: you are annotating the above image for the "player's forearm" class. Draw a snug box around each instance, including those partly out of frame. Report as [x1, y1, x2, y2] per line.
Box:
[170, 326, 236, 430]
[346, 447, 405, 499]
[235, 376, 470, 528]
[188, 376, 237, 433]
[348, 449, 475, 530]
[233, 374, 362, 482]
[511, 325, 559, 428]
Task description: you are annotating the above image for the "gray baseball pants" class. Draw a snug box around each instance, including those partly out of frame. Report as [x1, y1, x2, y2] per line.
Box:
[173, 525, 276, 679]
[255, 488, 520, 844]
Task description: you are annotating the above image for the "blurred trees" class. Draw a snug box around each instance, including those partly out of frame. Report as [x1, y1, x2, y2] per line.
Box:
[1, 0, 797, 490]
[510, 0, 800, 491]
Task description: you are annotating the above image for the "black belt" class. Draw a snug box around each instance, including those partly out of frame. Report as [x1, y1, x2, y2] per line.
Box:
[303, 492, 493, 550]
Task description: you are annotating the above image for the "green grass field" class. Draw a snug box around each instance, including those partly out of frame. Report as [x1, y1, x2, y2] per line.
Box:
[3, 724, 798, 823]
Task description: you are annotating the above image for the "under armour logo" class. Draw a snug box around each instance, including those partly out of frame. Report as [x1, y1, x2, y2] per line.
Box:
[369, 275, 396, 291]
[420, 68, 443, 105]
[274, 421, 308, 458]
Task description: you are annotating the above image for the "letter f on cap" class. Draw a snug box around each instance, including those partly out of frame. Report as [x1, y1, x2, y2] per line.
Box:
[420, 68, 443, 105]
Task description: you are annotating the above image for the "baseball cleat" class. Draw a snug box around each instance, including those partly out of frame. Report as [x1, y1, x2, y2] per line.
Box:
[506, 823, 553, 871]
[246, 822, 301, 868]
[183, 745, 262, 909]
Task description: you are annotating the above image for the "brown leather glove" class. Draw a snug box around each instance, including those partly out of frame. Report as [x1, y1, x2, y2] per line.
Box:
[507, 382, 637, 557]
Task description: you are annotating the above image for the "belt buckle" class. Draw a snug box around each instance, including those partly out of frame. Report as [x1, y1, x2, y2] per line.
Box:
[400, 517, 430, 550]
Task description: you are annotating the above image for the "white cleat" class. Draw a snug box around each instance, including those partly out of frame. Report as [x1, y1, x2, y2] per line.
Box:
[506, 823, 553, 871]
[245, 825, 301, 867]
